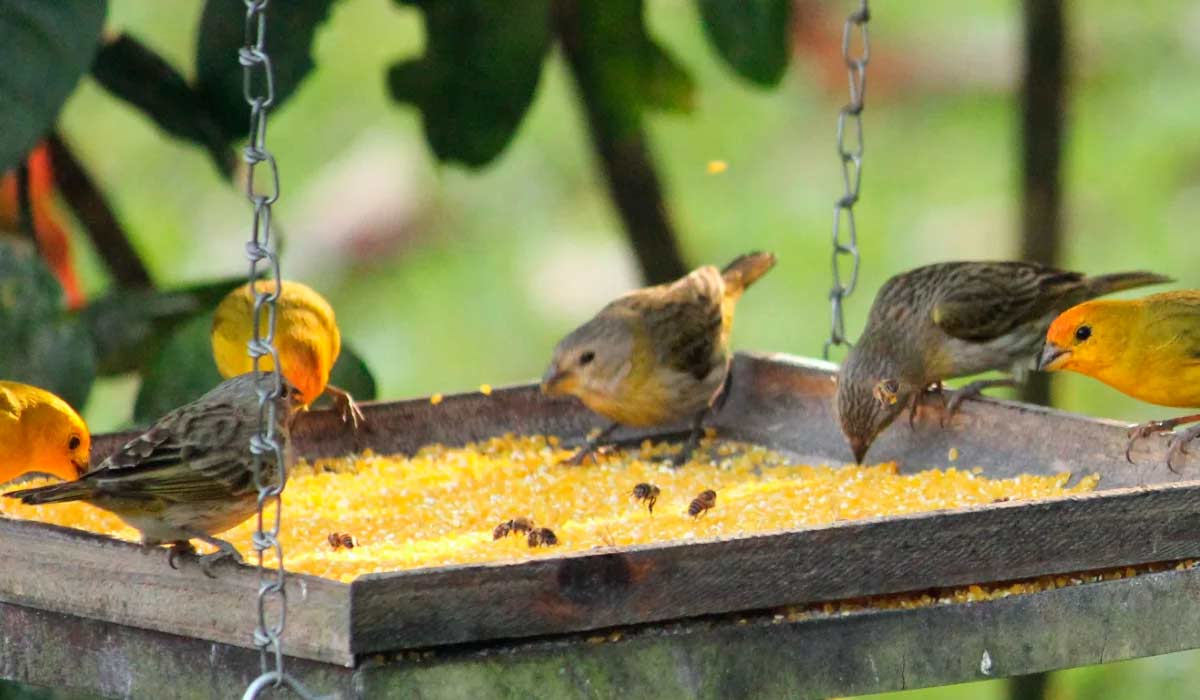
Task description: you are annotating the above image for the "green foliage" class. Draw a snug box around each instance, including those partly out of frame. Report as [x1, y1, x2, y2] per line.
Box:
[78, 277, 247, 377]
[696, 0, 792, 86]
[0, 0, 106, 170]
[195, 0, 340, 140]
[133, 313, 221, 424]
[91, 33, 235, 177]
[0, 237, 95, 409]
[387, 0, 553, 167]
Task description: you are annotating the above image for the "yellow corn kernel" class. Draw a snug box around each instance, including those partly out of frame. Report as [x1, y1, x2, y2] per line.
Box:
[479, 384, 493, 396]
[430, 393, 444, 406]
[0, 434, 1103, 586]
[707, 160, 728, 174]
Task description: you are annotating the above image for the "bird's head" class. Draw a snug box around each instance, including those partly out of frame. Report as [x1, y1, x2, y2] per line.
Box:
[836, 340, 918, 465]
[1040, 300, 1127, 375]
[541, 313, 634, 404]
[26, 399, 91, 481]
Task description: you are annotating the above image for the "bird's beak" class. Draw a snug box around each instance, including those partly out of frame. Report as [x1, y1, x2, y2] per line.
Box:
[72, 458, 89, 478]
[540, 366, 569, 395]
[1038, 342, 1070, 371]
[849, 436, 869, 465]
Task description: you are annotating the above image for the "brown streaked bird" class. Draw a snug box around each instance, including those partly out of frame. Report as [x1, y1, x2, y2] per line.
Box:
[541, 252, 776, 466]
[5, 373, 302, 576]
[837, 261, 1171, 465]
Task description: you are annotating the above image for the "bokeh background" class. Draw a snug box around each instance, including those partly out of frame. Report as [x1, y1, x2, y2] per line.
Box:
[6, 0, 1200, 697]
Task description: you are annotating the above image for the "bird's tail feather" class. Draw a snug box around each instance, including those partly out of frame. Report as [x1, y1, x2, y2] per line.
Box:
[4, 479, 95, 505]
[721, 252, 777, 298]
[1085, 271, 1173, 297]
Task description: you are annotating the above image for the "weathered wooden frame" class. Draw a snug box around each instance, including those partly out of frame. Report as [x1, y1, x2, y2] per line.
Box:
[1, 353, 1197, 698]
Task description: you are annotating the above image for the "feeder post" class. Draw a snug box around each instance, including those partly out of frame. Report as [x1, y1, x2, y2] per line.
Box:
[1010, 1, 1067, 699]
[1017, 0, 1067, 408]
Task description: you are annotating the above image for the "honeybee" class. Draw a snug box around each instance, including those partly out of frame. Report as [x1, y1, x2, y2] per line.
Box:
[688, 489, 716, 518]
[493, 517, 535, 540]
[528, 527, 559, 547]
[328, 532, 358, 550]
[631, 482, 660, 514]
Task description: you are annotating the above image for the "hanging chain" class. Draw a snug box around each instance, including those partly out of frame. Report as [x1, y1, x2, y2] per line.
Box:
[238, 2, 318, 698]
[824, 0, 870, 360]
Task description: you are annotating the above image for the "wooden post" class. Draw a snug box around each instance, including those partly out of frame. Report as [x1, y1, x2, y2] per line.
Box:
[1011, 1, 1066, 698]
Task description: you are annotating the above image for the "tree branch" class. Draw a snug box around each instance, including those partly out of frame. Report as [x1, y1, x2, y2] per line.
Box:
[552, 0, 688, 285]
[47, 132, 154, 289]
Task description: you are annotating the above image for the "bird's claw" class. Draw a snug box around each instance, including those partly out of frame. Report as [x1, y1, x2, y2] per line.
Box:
[562, 444, 608, 466]
[167, 541, 196, 570]
[326, 385, 365, 429]
[1166, 425, 1200, 474]
[197, 546, 245, 579]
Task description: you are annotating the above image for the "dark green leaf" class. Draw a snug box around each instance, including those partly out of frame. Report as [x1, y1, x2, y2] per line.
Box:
[195, 0, 338, 139]
[388, 0, 552, 167]
[0, 236, 96, 409]
[91, 33, 236, 177]
[565, 0, 695, 132]
[134, 312, 223, 424]
[78, 277, 247, 377]
[697, 0, 792, 86]
[312, 342, 377, 410]
[0, 0, 107, 170]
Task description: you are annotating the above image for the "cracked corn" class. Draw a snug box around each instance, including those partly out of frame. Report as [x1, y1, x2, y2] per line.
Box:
[0, 434, 1098, 583]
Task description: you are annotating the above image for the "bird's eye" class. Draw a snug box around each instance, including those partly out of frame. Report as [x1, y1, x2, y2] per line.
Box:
[67, 435, 81, 451]
[1074, 325, 1092, 342]
[579, 351, 595, 366]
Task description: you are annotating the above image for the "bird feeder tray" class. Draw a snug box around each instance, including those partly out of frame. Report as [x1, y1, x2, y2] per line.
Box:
[2, 352, 1198, 699]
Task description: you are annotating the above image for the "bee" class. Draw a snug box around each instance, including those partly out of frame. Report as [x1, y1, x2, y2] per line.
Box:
[688, 489, 716, 518]
[631, 482, 660, 514]
[493, 517, 535, 540]
[527, 527, 559, 547]
[328, 532, 358, 550]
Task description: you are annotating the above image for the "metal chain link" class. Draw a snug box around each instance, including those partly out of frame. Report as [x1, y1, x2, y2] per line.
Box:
[824, 0, 870, 360]
[238, 2, 319, 698]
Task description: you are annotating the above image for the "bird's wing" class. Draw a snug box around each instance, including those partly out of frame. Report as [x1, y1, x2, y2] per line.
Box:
[618, 267, 724, 381]
[930, 263, 1082, 341]
[87, 402, 257, 502]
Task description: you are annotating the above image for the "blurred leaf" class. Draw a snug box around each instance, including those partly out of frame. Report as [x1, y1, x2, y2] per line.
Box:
[195, 0, 338, 140]
[134, 312, 222, 424]
[640, 39, 695, 112]
[0, 236, 96, 409]
[388, 0, 552, 167]
[79, 277, 246, 377]
[312, 342, 378, 410]
[0, 0, 106, 171]
[566, 0, 695, 129]
[91, 33, 236, 177]
[696, 0, 792, 86]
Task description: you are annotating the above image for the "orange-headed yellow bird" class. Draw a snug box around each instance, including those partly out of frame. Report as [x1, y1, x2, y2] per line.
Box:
[211, 280, 362, 426]
[541, 252, 776, 466]
[1040, 290, 1200, 469]
[0, 382, 90, 485]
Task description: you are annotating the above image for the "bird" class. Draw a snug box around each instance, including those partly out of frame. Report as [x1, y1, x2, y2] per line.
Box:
[836, 261, 1171, 465]
[5, 373, 302, 576]
[211, 280, 363, 427]
[1039, 290, 1200, 470]
[541, 251, 776, 466]
[0, 381, 90, 486]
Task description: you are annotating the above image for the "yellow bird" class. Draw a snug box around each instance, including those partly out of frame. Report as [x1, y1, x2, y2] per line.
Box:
[541, 252, 776, 466]
[211, 280, 363, 426]
[1040, 290, 1200, 469]
[0, 381, 90, 485]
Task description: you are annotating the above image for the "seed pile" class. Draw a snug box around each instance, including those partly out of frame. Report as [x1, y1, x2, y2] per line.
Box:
[0, 434, 1099, 583]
